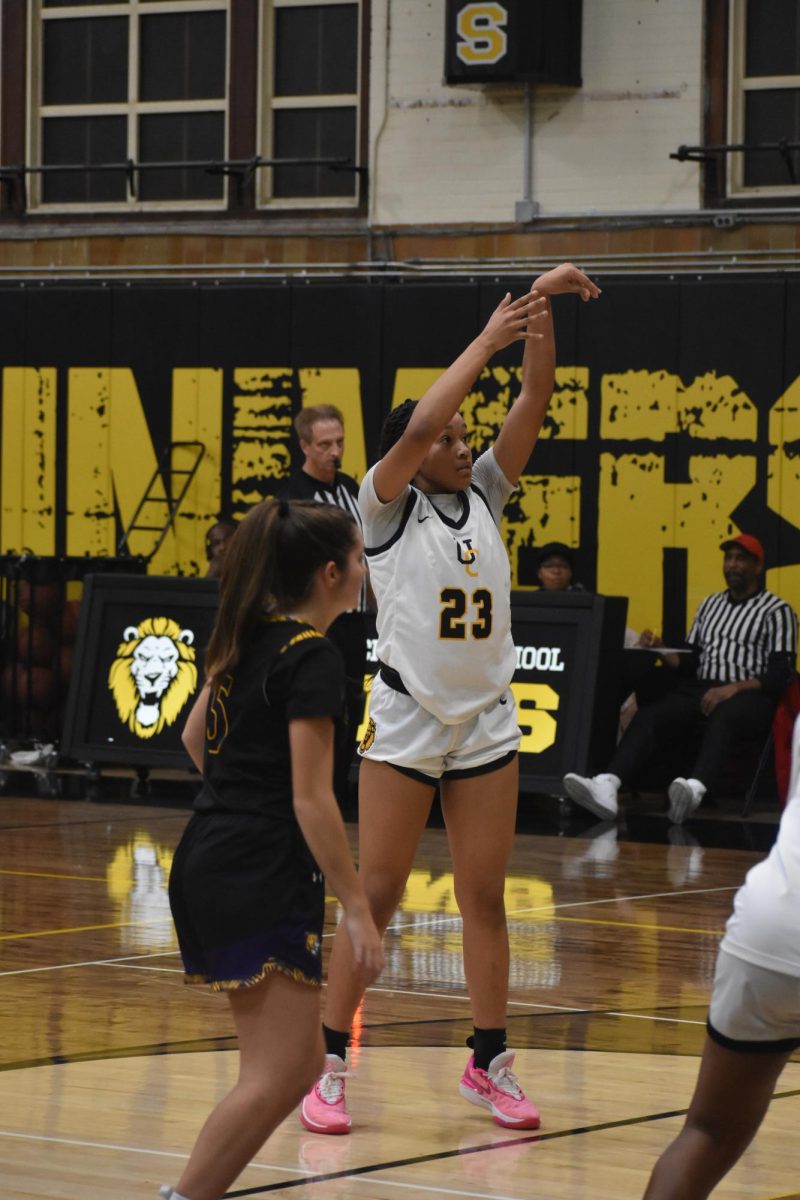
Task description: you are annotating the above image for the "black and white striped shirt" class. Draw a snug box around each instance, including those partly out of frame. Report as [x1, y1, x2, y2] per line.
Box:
[686, 588, 798, 693]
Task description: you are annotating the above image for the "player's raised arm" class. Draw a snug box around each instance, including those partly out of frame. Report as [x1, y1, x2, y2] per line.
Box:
[493, 264, 600, 485]
[372, 289, 546, 503]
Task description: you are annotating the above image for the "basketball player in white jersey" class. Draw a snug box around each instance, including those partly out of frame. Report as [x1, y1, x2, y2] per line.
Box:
[300, 263, 600, 1136]
[643, 715, 800, 1199]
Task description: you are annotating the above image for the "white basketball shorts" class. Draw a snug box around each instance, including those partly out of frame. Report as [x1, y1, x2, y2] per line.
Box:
[707, 947, 800, 1051]
[357, 671, 520, 783]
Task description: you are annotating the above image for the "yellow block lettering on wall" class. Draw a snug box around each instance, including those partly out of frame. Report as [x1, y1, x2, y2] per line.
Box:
[231, 368, 294, 516]
[599, 370, 759, 635]
[597, 452, 757, 635]
[502, 475, 581, 589]
[767, 377, 800, 625]
[169, 368, 223, 576]
[391, 368, 443, 410]
[67, 368, 222, 575]
[601, 370, 757, 442]
[1, 368, 56, 555]
[67, 368, 175, 560]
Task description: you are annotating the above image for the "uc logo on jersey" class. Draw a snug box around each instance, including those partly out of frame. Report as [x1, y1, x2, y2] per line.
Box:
[456, 537, 480, 578]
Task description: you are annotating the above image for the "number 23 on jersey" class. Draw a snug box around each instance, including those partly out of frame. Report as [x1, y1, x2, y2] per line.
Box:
[439, 587, 493, 639]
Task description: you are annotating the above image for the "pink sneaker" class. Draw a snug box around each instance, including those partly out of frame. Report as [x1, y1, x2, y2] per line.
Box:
[459, 1051, 541, 1130]
[300, 1054, 351, 1135]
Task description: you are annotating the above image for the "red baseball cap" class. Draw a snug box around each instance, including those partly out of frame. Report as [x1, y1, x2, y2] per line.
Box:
[720, 533, 765, 564]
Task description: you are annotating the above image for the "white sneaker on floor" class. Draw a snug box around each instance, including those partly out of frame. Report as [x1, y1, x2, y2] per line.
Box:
[562, 773, 620, 820]
[667, 777, 706, 824]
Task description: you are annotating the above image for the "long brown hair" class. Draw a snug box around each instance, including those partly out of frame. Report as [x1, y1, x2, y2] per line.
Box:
[205, 498, 358, 688]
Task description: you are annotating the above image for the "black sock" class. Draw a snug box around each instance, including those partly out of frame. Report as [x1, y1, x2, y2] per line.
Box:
[467, 1026, 506, 1071]
[323, 1023, 349, 1062]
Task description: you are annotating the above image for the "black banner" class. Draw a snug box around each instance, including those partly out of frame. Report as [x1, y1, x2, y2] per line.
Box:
[1, 274, 799, 648]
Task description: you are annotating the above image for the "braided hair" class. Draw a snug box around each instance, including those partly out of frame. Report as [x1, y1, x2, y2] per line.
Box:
[378, 399, 418, 458]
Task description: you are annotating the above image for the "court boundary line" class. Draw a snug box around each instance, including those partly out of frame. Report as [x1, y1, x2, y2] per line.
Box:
[0, 1128, 311, 1177]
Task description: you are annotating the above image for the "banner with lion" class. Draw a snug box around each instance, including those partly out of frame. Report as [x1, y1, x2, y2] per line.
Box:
[108, 616, 198, 739]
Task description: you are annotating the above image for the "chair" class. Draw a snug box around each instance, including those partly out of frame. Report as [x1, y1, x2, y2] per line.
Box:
[770, 673, 800, 807]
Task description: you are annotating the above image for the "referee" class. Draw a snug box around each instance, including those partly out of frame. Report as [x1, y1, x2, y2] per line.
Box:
[563, 533, 799, 824]
[278, 404, 370, 810]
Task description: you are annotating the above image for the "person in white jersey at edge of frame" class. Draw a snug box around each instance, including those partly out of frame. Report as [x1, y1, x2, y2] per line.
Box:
[643, 713, 800, 1199]
[298, 263, 601, 1136]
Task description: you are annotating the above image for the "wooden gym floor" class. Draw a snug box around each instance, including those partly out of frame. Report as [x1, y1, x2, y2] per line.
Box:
[1, 791, 799, 1200]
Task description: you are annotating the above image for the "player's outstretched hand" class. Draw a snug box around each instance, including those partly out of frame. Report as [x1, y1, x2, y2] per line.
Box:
[344, 904, 385, 984]
[483, 290, 548, 353]
[534, 263, 601, 301]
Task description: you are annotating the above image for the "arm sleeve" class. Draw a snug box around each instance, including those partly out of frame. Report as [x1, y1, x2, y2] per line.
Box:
[685, 598, 707, 647]
[358, 466, 412, 548]
[471, 449, 515, 526]
[677, 598, 706, 677]
[758, 651, 796, 699]
[757, 605, 799, 697]
[767, 602, 799, 656]
[279, 639, 346, 722]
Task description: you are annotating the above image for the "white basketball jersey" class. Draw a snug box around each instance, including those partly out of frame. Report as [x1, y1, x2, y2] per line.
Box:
[365, 482, 515, 724]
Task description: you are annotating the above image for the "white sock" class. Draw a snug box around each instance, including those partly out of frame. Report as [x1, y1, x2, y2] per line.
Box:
[687, 778, 707, 798]
[160, 1188, 191, 1200]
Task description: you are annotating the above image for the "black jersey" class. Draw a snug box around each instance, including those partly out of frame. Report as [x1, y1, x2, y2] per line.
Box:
[278, 468, 361, 526]
[194, 615, 346, 819]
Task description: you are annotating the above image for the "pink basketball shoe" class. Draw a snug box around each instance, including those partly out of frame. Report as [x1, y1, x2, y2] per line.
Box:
[459, 1051, 541, 1130]
[300, 1054, 351, 1135]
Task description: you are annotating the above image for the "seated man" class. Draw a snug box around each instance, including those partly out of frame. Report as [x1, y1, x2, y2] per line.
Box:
[563, 534, 798, 824]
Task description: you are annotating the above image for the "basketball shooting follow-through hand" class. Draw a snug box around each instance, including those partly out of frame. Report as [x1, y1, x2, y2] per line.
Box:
[532, 263, 602, 302]
[481, 290, 548, 354]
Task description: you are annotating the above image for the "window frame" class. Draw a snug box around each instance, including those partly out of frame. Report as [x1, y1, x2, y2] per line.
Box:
[705, 0, 800, 206]
[28, 0, 231, 214]
[257, 0, 365, 211]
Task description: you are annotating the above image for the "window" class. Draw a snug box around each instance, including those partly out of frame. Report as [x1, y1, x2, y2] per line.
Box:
[727, 0, 800, 198]
[260, 0, 362, 207]
[31, 0, 229, 210]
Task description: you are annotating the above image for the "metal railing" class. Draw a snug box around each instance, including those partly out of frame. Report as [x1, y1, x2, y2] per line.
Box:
[0, 155, 364, 208]
[672, 140, 800, 185]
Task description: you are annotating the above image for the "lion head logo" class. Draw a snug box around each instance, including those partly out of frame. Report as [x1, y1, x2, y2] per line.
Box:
[108, 616, 198, 739]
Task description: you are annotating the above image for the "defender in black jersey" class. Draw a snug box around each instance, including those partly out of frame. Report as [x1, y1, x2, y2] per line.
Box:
[169, 616, 346, 989]
[162, 498, 382, 1200]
